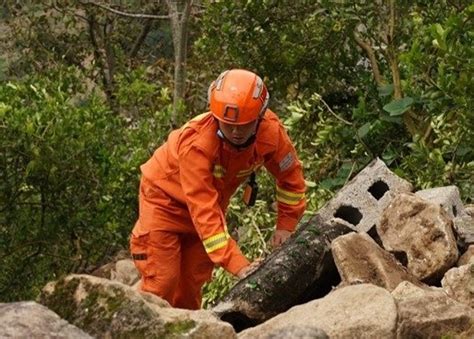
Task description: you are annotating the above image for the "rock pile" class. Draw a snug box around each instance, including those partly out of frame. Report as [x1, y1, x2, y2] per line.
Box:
[1, 158, 472, 338]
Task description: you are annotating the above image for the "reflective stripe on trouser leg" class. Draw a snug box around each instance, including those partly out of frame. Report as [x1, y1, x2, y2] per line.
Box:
[172, 233, 214, 310]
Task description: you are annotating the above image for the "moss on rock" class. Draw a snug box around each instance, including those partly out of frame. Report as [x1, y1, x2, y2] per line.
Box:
[164, 319, 196, 336]
[38, 275, 233, 338]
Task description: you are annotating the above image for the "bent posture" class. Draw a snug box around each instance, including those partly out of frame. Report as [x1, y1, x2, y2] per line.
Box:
[130, 69, 306, 309]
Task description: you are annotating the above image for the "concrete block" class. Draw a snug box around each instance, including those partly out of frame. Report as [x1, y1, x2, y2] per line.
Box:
[415, 186, 466, 219]
[318, 158, 413, 233]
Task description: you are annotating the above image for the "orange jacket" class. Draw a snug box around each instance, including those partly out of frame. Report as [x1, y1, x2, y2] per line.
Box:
[135, 110, 306, 275]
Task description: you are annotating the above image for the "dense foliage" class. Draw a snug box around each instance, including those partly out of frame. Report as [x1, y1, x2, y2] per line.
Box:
[0, 1, 472, 304]
[0, 67, 173, 300]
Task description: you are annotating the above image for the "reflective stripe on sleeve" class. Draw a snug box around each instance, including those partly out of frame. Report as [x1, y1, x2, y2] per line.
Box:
[236, 168, 254, 178]
[213, 164, 226, 179]
[203, 231, 230, 253]
[276, 186, 305, 206]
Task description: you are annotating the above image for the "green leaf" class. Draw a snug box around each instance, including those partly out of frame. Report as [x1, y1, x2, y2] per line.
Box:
[357, 122, 371, 138]
[383, 97, 414, 116]
[378, 84, 393, 97]
[456, 146, 471, 157]
[434, 23, 445, 38]
[380, 115, 403, 124]
[0, 103, 10, 117]
[320, 178, 344, 190]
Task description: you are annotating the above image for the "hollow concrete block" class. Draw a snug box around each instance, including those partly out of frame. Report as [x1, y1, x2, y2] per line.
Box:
[318, 158, 413, 233]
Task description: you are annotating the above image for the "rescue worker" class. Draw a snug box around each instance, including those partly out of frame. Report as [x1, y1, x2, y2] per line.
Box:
[130, 69, 306, 310]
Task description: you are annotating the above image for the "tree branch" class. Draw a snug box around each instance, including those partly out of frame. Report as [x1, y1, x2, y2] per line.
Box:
[353, 31, 383, 86]
[129, 19, 153, 58]
[317, 94, 352, 126]
[388, 0, 395, 44]
[80, 1, 170, 19]
[86, 13, 114, 107]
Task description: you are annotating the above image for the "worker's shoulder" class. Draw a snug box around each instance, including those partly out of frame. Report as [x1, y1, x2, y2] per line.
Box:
[179, 112, 219, 156]
[257, 109, 285, 146]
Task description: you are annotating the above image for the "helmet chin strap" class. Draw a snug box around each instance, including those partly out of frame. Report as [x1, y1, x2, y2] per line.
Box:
[216, 119, 262, 150]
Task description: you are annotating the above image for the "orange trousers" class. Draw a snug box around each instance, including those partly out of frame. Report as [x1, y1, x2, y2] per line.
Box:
[130, 229, 214, 309]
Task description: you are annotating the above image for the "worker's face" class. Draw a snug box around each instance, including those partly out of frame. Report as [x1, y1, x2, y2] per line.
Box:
[218, 120, 258, 145]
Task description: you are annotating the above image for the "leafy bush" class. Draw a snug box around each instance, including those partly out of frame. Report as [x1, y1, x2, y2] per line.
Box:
[0, 66, 172, 301]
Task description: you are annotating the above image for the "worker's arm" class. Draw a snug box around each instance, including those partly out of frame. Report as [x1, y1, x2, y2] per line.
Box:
[264, 122, 306, 239]
[179, 145, 250, 276]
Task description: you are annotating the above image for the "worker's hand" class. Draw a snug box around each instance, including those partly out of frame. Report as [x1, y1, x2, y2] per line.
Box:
[236, 265, 251, 279]
[270, 229, 292, 248]
[236, 259, 263, 279]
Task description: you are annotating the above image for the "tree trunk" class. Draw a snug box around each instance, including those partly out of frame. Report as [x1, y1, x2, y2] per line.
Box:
[213, 215, 354, 332]
[166, 0, 192, 126]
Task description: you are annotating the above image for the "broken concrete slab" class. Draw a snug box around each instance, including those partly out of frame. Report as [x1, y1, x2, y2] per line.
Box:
[392, 281, 474, 338]
[442, 264, 474, 308]
[318, 158, 412, 233]
[331, 232, 424, 291]
[378, 193, 459, 283]
[415, 185, 466, 219]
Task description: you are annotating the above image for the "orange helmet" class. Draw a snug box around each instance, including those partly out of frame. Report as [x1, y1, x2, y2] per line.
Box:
[208, 69, 269, 125]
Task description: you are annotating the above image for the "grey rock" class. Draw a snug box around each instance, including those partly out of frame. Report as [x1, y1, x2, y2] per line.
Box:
[454, 215, 474, 250]
[239, 284, 397, 339]
[378, 193, 459, 282]
[442, 264, 474, 308]
[392, 281, 474, 338]
[38, 274, 236, 339]
[415, 185, 466, 219]
[253, 325, 329, 339]
[458, 245, 474, 266]
[0, 301, 91, 338]
[332, 232, 424, 291]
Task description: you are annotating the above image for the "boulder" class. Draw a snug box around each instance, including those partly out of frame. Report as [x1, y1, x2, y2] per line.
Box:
[415, 185, 466, 219]
[90, 251, 140, 286]
[239, 284, 397, 339]
[0, 301, 91, 338]
[246, 325, 329, 339]
[464, 204, 474, 217]
[113, 259, 140, 285]
[392, 281, 474, 338]
[458, 245, 474, 266]
[454, 215, 474, 250]
[38, 274, 236, 338]
[91, 259, 140, 286]
[442, 264, 474, 308]
[378, 193, 459, 282]
[331, 232, 423, 291]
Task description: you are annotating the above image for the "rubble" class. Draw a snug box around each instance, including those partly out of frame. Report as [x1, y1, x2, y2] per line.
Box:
[318, 158, 412, 233]
[378, 193, 459, 282]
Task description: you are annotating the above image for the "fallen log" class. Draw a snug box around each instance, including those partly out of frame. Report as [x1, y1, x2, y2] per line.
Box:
[213, 215, 354, 331]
